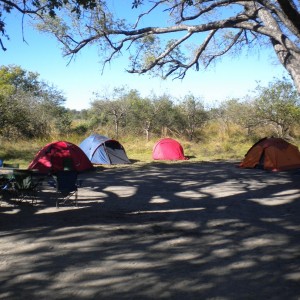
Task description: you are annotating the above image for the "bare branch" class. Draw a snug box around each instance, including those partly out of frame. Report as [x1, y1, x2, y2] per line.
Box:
[205, 29, 243, 67]
[0, 38, 7, 51]
[178, 0, 243, 23]
[2, 0, 300, 92]
[127, 30, 193, 75]
[1, 0, 45, 14]
[133, 0, 168, 29]
[165, 29, 218, 79]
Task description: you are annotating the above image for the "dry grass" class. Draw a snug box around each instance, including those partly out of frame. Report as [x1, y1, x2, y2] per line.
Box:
[1, 132, 300, 169]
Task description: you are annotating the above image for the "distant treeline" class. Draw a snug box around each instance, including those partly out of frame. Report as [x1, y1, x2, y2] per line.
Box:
[1, 65, 300, 143]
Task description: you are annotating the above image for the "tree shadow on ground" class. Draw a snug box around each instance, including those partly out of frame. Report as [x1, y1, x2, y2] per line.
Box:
[0, 161, 300, 299]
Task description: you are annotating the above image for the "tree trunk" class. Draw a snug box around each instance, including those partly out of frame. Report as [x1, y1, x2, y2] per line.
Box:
[272, 41, 300, 94]
[114, 117, 119, 139]
[257, 6, 300, 94]
[144, 120, 151, 142]
[145, 129, 149, 142]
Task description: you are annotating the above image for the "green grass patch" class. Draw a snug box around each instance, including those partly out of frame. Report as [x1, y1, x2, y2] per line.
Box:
[1, 134, 298, 168]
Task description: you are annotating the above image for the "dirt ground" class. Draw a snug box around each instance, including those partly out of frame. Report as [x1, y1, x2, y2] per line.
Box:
[0, 161, 300, 300]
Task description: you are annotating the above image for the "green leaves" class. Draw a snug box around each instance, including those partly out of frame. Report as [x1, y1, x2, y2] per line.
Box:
[0, 65, 67, 139]
[251, 78, 300, 138]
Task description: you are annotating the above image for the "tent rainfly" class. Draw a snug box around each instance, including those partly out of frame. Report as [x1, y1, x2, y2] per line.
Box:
[79, 134, 131, 165]
[152, 138, 187, 161]
[28, 141, 93, 173]
[239, 137, 300, 171]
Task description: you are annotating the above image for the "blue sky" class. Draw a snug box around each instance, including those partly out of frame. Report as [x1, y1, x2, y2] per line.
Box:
[1, 7, 288, 110]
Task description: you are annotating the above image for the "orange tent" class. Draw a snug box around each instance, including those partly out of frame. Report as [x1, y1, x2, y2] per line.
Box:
[239, 137, 300, 171]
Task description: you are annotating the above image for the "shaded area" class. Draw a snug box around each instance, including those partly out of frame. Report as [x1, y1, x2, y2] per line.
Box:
[0, 161, 300, 299]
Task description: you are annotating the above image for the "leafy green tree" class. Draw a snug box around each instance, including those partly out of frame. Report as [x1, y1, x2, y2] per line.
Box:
[0, 0, 98, 50]
[55, 109, 72, 136]
[0, 65, 67, 139]
[151, 94, 179, 137]
[215, 98, 258, 136]
[252, 77, 300, 139]
[127, 95, 155, 141]
[0, 90, 48, 138]
[178, 94, 208, 141]
[17, 0, 300, 94]
[122, 91, 176, 141]
[0, 65, 40, 95]
[91, 87, 132, 139]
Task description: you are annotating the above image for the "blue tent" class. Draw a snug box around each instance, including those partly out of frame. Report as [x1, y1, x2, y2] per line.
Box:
[79, 134, 130, 165]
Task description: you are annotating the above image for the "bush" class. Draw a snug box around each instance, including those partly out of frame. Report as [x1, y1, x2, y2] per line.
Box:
[72, 124, 89, 135]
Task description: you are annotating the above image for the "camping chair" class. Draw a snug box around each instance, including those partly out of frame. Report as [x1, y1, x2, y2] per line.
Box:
[0, 174, 14, 206]
[62, 157, 74, 171]
[51, 171, 79, 208]
[10, 169, 42, 205]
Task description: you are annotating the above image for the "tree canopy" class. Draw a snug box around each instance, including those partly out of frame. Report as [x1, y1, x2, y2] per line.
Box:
[0, 65, 69, 139]
[85, 76, 300, 141]
[253, 77, 300, 139]
[1, 1, 300, 93]
[0, 64, 298, 142]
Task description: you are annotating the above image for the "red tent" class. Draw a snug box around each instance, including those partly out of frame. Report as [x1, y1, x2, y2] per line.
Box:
[152, 138, 187, 160]
[28, 141, 93, 173]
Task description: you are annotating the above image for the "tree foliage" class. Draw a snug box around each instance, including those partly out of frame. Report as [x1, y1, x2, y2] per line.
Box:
[179, 94, 208, 141]
[215, 98, 258, 136]
[0, 65, 68, 139]
[90, 87, 132, 139]
[1, 0, 300, 103]
[0, 64, 299, 142]
[3, 0, 297, 93]
[0, 0, 98, 50]
[0, 65, 40, 94]
[211, 77, 300, 139]
[126, 94, 155, 140]
[86, 76, 300, 141]
[89, 86, 214, 143]
[252, 77, 300, 139]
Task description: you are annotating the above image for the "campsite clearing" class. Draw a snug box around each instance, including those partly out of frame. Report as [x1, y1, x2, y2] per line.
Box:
[0, 161, 300, 299]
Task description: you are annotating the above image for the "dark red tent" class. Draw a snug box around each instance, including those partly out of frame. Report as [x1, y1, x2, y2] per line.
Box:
[28, 141, 93, 173]
[152, 138, 187, 160]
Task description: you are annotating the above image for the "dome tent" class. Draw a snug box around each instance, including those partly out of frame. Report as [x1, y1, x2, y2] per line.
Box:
[239, 137, 300, 171]
[79, 134, 130, 165]
[28, 141, 93, 174]
[152, 138, 187, 161]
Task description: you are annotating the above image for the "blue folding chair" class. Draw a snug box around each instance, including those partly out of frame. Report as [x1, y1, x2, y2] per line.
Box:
[51, 171, 80, 208]
[0, 174, 13, 206]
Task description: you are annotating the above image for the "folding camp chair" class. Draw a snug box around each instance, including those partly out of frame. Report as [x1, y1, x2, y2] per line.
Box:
[62, 157, 74, 171]
[0, 174, 13, 206]
[51, 171, 79, 208]
[10, 169, 43, 205]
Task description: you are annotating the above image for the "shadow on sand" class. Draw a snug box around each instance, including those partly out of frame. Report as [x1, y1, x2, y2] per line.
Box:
[1, 161, 300, 299]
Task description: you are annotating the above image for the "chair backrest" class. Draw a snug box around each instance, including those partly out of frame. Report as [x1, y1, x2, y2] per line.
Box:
[13, 170, 35, 189]
[53, 171, 78, 193]
[62, 157, 74, 171]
